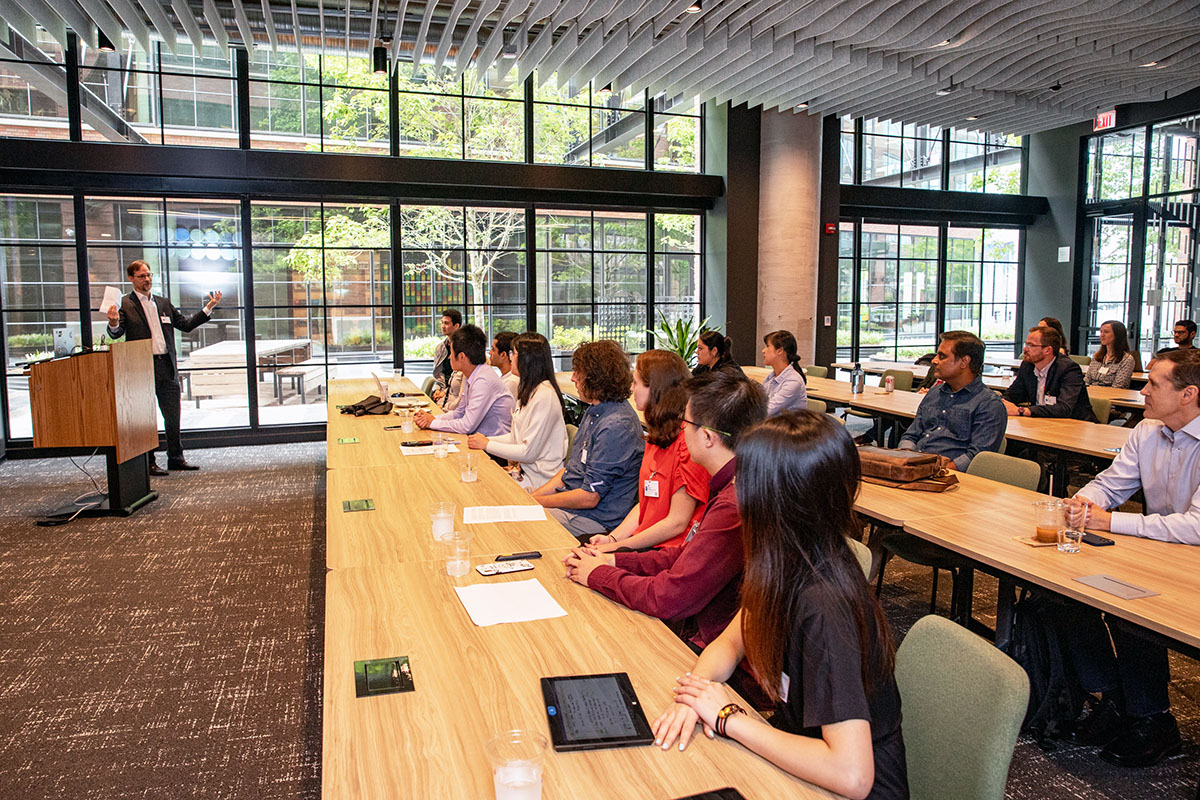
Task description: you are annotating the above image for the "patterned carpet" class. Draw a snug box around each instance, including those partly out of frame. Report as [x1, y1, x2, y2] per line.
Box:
[0, 445, 325, 800]
[0, 442, 1197, 799]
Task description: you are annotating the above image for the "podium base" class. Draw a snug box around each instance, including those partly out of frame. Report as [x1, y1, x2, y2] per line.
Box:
[44, 450, 158, 519]
[46, 490, 158, 519]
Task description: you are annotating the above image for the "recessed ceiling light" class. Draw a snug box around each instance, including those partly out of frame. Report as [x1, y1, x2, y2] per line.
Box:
[936, 85, 954, 96]
[932, 40, 951, 47]
[686, 0, 702, 12]
[966, 115, 979, 121]
[796, 102, 809, 109]
[1141, 61, 1158, 67]
[1050, 81, 1062, 92]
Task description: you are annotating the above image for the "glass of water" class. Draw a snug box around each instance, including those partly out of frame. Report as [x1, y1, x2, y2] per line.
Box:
[429, 501, 455, 541]
[432, 433, 449, 458]
[443, 530, 472, 577]
[485, 729, 546, 800]
[459, 450, 478, 482]
[1058, 528, 1083, 553]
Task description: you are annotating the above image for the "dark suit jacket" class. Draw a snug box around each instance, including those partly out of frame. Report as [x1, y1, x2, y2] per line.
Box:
[108, 292, 210, 372]
[1003, 353, 1097, 421]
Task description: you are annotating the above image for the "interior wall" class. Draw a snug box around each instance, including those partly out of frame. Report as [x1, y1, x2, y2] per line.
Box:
[756, 110, 823, 364]
[1024, 120, 1092, 350]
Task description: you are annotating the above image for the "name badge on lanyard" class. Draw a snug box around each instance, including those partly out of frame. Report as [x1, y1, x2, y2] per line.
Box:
[580, 448, 588, 464]
[643, 479, 660, 498]
[160, 314, 171, 324]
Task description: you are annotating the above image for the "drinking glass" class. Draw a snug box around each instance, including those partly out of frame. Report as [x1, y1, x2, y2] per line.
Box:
[444, 530, 472, 577]
[1032, 500, 1065, 543]
[485, 729, 547, 800]
[430, 501, 455, 541]
[460, 450, 478, 483]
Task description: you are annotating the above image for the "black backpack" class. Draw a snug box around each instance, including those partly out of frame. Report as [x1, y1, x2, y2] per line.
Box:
[340, 395, 392, 416]
[1003, 589, 1088, 750]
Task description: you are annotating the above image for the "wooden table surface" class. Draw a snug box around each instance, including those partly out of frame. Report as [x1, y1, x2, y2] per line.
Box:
[905, 509, 1200, 652]
[322, 557, 835, 800]
[1002, 417, 1130, 459]
[326, 462, 577, 569]
[855, 470, 1047, 528]
[326, 377, 442, 469]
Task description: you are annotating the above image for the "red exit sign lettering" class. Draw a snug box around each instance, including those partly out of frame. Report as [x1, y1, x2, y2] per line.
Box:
[1094, 110, 1117, 131]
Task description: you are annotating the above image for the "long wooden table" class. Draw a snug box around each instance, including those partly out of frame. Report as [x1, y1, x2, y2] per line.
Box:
[322, 376, 837, 799]
[905, 508, 1200, 655]
[323, 557, 834, 799]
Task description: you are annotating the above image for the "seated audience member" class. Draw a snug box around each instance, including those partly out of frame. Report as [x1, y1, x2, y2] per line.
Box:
[415, 324, 515, 435]
[468, 332, 567, 489]
[898, 331, 1006, 470]
[652, 411, 907, 800]
[1060, 348, 1200, 767]
[1147, 319, 1196, 369]
[490, 330, 520, 398]
[444, 369, 464, 411]
[761, 329, 808, 415]
[1002, 325, 1097, 421]
[431, 308, 461, 405]
[532, 340, 644, 539]
[588, 350, 710, 553]
[692, 331, 746, 378]
[562, 371, 767, 650]
[1086, 320, 1138, 389]
[1039, 317, 1071, 355]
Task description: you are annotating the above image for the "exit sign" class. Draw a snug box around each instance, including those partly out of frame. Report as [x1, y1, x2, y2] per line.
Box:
[1094, 110, 1117, 131]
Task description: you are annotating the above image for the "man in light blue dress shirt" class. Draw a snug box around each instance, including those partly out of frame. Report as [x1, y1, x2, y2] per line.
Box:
[1058, 348, 1200, 767]
[415, 324, 514, 436]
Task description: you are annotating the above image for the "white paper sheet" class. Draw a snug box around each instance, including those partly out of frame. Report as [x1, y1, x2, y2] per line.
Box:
[400, 444, 460, 456]
[100, 286, 121, 314]
[463, 505, 547, 524]
[453, 579, 567, 626]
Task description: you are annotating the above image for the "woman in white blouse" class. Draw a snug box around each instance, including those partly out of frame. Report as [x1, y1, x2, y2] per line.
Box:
[761, 329, 808, 416]
[467, 332, 568, 488]
[1086, 320, 1138, 389]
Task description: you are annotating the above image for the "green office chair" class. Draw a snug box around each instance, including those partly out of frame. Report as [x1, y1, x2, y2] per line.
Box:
[806, 398, 827, 414]
[876, 452, 1041, 617]
[895, 615, 1029, 800]
[421, 375, 436, 398]
[805, 365, 828, 378]
[1090, 395, 1112, 424]
[1070, 354, 1092, 367]
[846, 536, 871, 580]
[565, 423, 579, 455]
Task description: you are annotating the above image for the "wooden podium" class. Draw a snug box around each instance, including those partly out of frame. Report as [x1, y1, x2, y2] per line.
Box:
[29, 339, 159, 516]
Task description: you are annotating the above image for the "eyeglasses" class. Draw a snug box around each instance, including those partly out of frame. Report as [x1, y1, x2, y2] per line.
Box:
[681, 417, 731, 437]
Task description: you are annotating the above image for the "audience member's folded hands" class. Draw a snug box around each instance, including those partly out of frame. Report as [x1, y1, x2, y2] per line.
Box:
[562, 546, 615, 585]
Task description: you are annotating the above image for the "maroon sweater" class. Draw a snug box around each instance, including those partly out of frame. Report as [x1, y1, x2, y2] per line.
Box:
[586, 458, 743, 649]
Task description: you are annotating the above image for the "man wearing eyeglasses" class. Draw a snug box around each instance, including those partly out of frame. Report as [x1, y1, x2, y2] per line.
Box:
[106, 259, 222, 474]
[1146, 319, 1196, 370]
[563, 371, 767, 651]
[1001, 324, 1097, 421]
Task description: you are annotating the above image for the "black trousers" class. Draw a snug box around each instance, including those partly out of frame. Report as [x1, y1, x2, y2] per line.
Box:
[1058, 601, 1171, 718]
[153, 354, 184, 462]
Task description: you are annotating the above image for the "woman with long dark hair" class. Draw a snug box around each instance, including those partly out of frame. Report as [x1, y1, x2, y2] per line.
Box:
[693, 330, 745, 378]
[1086, 320, 1138, 388]
[761, 330, 808, 415]
[652, 412, 907, 800]
[467, 332, 567, 489]
[588, 350, 709, 552]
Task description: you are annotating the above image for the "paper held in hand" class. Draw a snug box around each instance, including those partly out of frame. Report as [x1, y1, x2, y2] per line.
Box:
[100, 286, 121, 315]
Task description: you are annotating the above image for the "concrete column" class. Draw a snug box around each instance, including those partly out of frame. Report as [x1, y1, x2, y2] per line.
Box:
[757, 110, 822, 364]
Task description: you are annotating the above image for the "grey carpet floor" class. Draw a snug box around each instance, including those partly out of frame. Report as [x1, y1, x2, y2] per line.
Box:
[0, 444, 325, 800]
[0, 442, 1197, 798]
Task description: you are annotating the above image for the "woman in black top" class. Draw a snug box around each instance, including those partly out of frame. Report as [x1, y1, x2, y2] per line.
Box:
[692, 330, 745, 378]
[652, 412, 908, 800]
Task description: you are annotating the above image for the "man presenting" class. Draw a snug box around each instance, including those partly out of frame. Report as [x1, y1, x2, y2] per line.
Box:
[1059, 349, 1200, 767]
[106, 259, 221, 474]
[898, 330, 1006, 470]
[1002, 324, 1096, 421]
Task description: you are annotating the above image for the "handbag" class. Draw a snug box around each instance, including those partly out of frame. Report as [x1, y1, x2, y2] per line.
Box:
[340, 395, 392, 416]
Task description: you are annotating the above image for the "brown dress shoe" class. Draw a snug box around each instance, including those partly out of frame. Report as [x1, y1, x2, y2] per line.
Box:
[149, 462, 168, 477]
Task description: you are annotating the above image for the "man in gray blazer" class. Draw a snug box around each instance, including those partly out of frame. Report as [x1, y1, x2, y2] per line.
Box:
[106, 259, 221, 474]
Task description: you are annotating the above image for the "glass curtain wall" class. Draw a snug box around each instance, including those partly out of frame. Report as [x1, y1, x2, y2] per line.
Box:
[1082, 114, 1199, 361]
[835, 219, 1021, 362]
[0, 29, 69, 140]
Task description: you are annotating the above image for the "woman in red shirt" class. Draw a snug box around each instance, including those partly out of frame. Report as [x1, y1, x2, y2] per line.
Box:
[589, 350, 710, 552]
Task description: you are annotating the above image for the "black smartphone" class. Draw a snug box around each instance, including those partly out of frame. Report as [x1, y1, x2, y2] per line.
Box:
[401, 441, 432, 447]
[1081, 532, 1115, 547]
[497, 551, 542, 561]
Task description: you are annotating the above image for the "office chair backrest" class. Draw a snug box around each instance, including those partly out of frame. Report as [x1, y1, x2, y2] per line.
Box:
[966, 452, 1041, 492]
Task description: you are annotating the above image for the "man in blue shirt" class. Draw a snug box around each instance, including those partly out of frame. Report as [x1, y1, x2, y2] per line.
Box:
[533, 340, 644, 541]
[898, 330, 1006, 470]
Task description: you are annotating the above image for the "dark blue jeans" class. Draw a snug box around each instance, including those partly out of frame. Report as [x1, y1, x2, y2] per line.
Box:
[1058, 601, 1170, 718]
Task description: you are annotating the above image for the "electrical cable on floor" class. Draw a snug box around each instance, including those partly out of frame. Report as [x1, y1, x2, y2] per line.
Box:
[36, 449, 106, 527]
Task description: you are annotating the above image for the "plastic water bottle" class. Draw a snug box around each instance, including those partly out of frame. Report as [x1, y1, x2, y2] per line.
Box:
[850, 362, 866, 394]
